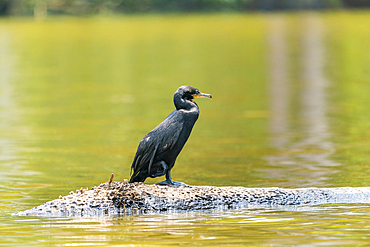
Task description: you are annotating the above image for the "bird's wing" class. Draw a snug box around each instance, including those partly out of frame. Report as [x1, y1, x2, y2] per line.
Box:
[131, 113, 183, 175]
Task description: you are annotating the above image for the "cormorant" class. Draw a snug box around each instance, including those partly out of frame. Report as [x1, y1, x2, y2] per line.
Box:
[129, 85, 212, 186]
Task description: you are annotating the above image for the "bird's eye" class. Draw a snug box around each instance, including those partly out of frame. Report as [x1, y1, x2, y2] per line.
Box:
[195, 91, 199, 94]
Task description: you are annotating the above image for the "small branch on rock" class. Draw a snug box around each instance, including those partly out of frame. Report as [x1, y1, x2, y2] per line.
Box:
[108, 173, 114, 185]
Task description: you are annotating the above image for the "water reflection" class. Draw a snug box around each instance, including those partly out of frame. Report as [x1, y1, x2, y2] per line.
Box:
[0, 31, 20, 186]
[7, 205, 370, 246]
[266, 15, 339, 187]
[0, 32, 15, 159]
[268, 15, 289, 148]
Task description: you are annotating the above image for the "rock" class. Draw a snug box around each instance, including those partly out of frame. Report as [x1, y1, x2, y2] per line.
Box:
[16, 182, 370, 217]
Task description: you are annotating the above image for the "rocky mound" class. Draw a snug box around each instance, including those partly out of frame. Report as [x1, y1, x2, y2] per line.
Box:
[17, 181, 370, 217]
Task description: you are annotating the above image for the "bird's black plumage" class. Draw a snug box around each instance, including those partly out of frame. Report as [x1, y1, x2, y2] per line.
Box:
[129, 85, 212, 185]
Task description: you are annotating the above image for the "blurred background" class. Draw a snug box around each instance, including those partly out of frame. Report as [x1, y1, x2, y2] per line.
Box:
[1, 0, 370, 246]
[0, 0, 370, 17]
[0, 0, 369, 195]
[0, 0, 369, 191]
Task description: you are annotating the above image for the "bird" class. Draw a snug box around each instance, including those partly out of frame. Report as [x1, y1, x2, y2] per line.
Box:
[129, 85, 212, 186]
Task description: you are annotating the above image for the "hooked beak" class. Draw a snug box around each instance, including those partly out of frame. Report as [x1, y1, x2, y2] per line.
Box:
[193, 92, 212, 100]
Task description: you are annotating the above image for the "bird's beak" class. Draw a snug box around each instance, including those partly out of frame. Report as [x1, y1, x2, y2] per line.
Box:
[193, 92, 212, 100]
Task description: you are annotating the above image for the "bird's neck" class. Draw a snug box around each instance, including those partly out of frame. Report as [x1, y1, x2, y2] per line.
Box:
[174, 94, 198, 112]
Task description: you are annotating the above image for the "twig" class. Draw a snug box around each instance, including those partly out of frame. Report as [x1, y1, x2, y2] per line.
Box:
[108, 173, 114, 184]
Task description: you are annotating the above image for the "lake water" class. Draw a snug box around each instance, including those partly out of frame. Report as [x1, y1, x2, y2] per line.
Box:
[1, 12, 370, 245]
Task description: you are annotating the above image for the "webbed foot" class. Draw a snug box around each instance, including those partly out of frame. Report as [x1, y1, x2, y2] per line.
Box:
[157, 180, 191, 187]
[157, 170, 191, 187]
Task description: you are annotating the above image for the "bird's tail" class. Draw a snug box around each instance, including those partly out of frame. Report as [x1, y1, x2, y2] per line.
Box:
[129, 171, 147, 183]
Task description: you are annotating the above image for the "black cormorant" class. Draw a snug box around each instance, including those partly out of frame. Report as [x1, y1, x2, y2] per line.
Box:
[129, 85, 212, 185]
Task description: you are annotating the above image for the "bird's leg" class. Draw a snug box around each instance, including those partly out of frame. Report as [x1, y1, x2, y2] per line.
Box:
[150, 161, 167, 178]
[157, 169, 190, 187]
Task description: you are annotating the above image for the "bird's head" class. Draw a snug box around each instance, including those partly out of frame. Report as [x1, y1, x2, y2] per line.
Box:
[178, 85, 212, 101]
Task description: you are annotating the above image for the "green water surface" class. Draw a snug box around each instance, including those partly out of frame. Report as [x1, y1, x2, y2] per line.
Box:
[1, 12, 370, 246]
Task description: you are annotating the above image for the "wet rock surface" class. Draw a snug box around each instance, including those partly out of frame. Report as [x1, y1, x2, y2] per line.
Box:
[17, 182, 370, 217]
